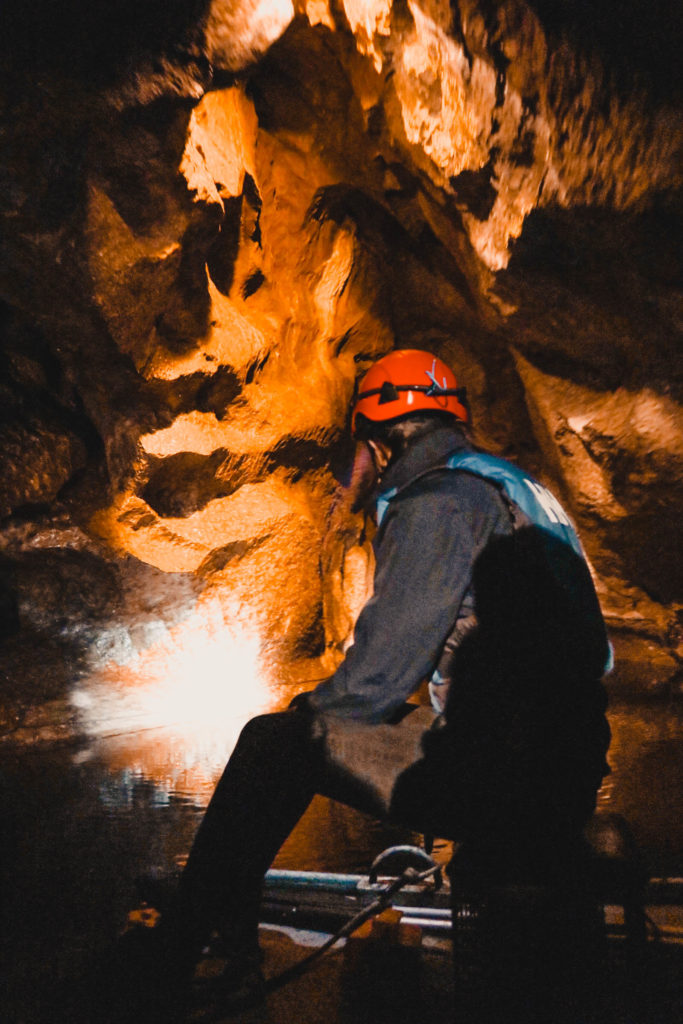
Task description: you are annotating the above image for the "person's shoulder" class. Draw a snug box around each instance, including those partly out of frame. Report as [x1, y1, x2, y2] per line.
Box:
[400, 463, 505, 510]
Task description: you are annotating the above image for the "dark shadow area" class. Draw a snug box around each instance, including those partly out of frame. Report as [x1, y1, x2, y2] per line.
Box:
[0, 549, 120, 734]
[308, 183, 478, 315]
[509, 199, 682, 289]
[601, 496, 683, 606]
[90, 101, 197, 232]
[0, 0, 212, 83]
[141, 450, 254, 517]
[526, 0, 683, 103]
[195, 365, 243, 418]
[207, 174, 263, 297]
[308, 184, 421, 251]
[0, 305, 104, 453]
[246, 18, 360, 136]
[242, 268, 266, 299]
[206, 196, 244, 295]
[0, 745, 204, 1023]
[450, 163, 499, 221]
[500, 197, 683, 398]
[146, 366, 242, 426]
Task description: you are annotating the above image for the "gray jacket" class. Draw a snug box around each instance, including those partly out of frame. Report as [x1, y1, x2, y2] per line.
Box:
[308, 426, 514, 722]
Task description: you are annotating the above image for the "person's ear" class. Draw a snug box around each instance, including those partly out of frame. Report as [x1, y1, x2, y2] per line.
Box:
[367, 439, 392, 476]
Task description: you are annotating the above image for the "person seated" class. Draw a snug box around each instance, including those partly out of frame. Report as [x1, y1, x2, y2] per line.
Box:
[120, 349, 611, 1022]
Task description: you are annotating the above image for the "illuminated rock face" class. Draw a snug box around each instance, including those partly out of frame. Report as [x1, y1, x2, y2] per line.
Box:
[0, 0, 681, 735]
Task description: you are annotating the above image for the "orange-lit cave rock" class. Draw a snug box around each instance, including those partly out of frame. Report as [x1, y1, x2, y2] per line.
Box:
[0, 0, 681, 739]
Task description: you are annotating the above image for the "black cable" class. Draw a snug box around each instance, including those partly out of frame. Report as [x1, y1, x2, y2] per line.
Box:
[263, 863, 441, 993]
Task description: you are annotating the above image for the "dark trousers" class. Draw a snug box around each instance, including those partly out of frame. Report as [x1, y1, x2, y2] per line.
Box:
[160, 700, 602, 1017]
[161, 704, 445, 965]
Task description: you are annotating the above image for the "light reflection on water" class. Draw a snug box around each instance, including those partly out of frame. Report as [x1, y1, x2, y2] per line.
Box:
[69, 598, 303, 805]
[76, 692, 683, 879]
[72, 601, 275, 737]
[64, 602, 410, 875]
[78, 680, 419, 875]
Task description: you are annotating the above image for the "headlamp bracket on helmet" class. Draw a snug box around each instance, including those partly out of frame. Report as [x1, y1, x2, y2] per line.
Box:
[379, 381, 400, 404]
[358, 382, 467, 406]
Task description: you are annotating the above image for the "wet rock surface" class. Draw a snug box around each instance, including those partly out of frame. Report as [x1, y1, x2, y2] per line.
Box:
[0, 0, 681, 735]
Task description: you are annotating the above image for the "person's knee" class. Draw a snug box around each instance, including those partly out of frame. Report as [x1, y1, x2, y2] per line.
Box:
[237, 709, 311, 752]
[238, 712, 276, 740]
[237, 712, 285, 748]
[210, 711, 310, 798]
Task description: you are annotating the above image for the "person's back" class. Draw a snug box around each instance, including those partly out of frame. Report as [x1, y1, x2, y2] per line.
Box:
[360, 421, 611, 851]
[432, 456, 611, 843]
[439, 515, 611, 848]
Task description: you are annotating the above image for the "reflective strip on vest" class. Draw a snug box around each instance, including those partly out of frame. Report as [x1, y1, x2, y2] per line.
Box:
[443, 451, 585, 557]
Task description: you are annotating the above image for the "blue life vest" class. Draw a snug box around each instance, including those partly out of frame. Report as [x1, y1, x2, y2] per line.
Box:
[377, 450, 613, 676]
[444, 451, 585, 556]
[379, 451, 582, 553]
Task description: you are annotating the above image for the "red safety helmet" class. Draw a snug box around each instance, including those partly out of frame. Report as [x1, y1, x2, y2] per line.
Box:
[352, 349, 468, 434]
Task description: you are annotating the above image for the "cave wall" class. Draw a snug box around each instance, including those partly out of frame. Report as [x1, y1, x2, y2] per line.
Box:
[0, 0, 681, 737]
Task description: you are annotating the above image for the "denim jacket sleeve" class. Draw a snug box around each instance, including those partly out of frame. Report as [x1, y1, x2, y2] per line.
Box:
[306, 472, 510, 722]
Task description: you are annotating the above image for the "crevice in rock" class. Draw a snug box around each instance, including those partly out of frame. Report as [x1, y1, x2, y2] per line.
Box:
[450, 164, 498, 220]
[198, 534, 271, 575]
[244, 352, 270, 385]
[140, 433, 338, 519]
[242, 269, 265, 298]
[206, 194, 243, 294]
[141, 450, 255, 517]
[195, 365, 242, 418]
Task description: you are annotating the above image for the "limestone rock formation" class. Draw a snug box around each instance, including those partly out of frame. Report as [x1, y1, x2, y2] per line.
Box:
[0, 0, 681, 737]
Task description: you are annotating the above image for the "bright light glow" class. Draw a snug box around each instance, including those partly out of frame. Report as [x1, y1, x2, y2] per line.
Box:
[72, 600, 275, 798]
